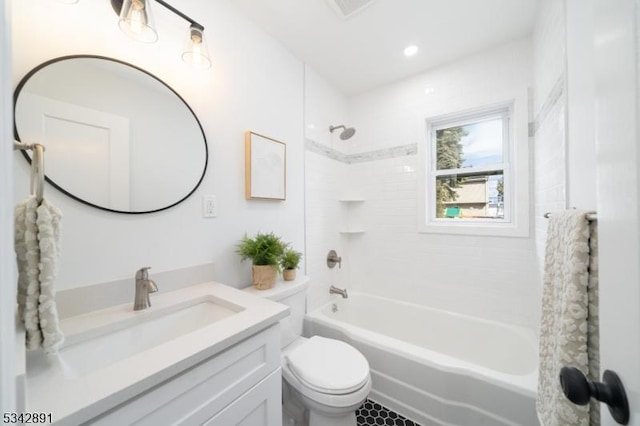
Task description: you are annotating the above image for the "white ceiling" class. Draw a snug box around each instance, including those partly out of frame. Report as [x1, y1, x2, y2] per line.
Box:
[231, 0, 540, 96]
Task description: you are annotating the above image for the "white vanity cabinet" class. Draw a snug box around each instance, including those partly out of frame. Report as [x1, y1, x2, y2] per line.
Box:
[88, 324, 282, 426]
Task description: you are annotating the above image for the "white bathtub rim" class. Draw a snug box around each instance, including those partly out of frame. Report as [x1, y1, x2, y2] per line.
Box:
[307, 294, 538, 399]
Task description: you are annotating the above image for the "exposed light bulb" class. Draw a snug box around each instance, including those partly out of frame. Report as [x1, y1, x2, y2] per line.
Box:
[182, 24, 211, 69]
[118, 0, 158, 43]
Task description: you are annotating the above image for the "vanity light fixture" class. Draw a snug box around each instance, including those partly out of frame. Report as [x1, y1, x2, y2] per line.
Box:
[112, 0, 212, 69]
[118, 0, 158, 43]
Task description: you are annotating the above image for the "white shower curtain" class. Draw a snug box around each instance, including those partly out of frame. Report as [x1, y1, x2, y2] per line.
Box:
[537, 210, 599, 426]
[15, 195, 64, 354]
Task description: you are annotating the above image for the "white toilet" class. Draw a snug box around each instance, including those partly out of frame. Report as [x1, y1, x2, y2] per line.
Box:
[244, 278, 371, 426]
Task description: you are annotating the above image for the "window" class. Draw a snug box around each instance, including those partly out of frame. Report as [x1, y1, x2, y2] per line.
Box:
[419, 99, 529, 237]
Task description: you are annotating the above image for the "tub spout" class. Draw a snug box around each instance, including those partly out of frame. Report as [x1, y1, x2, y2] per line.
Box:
[329, 285, 348, 299]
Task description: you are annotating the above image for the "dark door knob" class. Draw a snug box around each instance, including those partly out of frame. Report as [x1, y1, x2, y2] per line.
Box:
[559, 366, 630, 425]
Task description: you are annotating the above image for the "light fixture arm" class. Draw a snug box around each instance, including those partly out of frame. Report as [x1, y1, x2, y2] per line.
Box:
[154, 0, 204, 32]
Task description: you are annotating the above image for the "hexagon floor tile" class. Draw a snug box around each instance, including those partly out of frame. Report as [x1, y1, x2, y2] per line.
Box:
[356, 399, 422, 426]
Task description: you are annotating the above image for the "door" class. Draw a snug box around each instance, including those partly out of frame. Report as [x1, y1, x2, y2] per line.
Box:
[16, 93, 131, 208]
[594, 0, 640, 424]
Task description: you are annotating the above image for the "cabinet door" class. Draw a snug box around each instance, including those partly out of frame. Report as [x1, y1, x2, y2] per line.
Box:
[203, 369, 282, 426]
[90, 325, 280, 425]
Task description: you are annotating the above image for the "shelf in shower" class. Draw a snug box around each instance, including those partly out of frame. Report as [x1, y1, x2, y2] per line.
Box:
[339, 229, 366, 234]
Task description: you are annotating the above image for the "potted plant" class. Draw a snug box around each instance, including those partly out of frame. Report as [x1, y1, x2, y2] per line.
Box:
[280, 248, 302, 281]
[236, 232, 286, 289]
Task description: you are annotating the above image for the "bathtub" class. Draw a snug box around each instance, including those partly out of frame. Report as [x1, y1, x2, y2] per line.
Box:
[304, 292, 539, 426]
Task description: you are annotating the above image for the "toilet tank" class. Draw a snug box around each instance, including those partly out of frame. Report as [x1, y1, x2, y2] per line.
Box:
[242, 276, 310, 348]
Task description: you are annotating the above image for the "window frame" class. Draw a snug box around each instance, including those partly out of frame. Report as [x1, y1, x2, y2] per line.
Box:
[418, 95, 530, 237]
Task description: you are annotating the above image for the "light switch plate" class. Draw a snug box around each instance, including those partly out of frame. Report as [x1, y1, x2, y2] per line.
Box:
[203, 195, 217, 218]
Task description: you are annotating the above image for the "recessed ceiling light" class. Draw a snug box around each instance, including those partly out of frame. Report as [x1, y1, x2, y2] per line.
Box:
[404, 45, 418, 57]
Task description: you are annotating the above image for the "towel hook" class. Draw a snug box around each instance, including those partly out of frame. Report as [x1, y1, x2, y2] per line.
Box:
[14, 141, 46, 203]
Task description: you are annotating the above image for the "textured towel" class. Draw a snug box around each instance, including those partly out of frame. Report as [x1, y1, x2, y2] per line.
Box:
[15, 196, 64, 354]
[537, 211, 599, 426]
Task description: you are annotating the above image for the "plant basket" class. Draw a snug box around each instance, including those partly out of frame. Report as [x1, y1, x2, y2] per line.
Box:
[283, 268, 296, 281]
[252, 264, 278, 289]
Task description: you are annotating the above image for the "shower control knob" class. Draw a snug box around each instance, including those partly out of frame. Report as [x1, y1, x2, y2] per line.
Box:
[559, 366, 629, 425]
[327, 250, 342, 269]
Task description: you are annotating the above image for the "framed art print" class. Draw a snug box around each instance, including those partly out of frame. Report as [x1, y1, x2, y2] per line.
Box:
[245, 131, 286, 200]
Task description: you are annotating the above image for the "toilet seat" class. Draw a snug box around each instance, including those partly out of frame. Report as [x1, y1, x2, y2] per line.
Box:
[284, 336, 370, 395]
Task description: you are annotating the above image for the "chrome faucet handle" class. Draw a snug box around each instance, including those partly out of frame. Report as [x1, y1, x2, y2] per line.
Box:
[327, 250, 342, 269]
[136, 266, 151, 280]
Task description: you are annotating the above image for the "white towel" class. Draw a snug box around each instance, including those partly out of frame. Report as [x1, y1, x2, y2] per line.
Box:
[537, 211, 599, 426]
[15, 195, 64, 354]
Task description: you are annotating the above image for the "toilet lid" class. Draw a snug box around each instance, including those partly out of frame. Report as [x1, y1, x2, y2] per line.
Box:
[285, 336, 370, 395]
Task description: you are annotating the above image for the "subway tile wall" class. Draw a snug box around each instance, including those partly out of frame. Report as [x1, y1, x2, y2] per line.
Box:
[304, 65, 352, 311]
[345, 155, 540, 327]
[304, 151, 350, 310]
[305, 38, 542, 329]
[532, 0, 568, 278]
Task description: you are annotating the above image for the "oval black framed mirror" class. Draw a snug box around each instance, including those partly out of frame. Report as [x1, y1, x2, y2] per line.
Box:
[13, 55, 208, 214]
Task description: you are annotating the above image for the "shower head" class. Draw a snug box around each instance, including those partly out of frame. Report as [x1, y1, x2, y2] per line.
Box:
[329, 124, 356, 140]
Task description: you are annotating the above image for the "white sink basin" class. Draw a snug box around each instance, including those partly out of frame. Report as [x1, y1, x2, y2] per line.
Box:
[27, 294, 244, 378]
[23, 281, 291, 426]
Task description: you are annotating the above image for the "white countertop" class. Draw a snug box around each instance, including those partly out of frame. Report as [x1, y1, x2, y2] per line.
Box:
[24, 281, 289, 425]
[241, 275, 310, 301]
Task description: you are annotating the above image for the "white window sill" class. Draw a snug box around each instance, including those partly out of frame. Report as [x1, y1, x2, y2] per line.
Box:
[419, 221, 529, 237]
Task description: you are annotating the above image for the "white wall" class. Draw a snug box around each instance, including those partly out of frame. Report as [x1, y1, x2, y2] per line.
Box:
[566, 0, 597, 211]
[304, 65, 350, 149]
[11, 0, 305, 290]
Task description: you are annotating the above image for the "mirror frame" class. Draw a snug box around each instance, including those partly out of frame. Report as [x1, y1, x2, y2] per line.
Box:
[13, 54, 209, 214]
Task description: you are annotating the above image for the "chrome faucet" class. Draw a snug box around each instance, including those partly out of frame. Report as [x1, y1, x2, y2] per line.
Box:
[329, 285, 348, 299]
[134, 267, 158, 311]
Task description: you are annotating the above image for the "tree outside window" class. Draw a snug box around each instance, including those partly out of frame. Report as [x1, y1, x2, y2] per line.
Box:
[430, 106, 509, 221]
